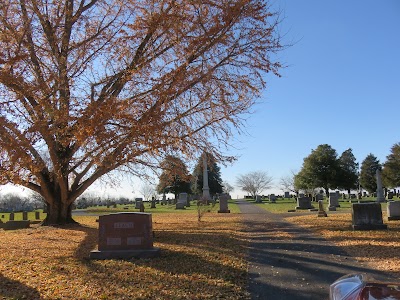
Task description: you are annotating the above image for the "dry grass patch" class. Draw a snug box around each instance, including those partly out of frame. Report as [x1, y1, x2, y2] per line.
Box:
[0, 214, 249, 300]
[286, 212, 400, 278]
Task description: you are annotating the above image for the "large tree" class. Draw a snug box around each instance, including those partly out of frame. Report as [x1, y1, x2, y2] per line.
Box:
[382, 143, 400, 188]
[359, 153, 381, 193]
[236, 171, 273, 199]
[337, 148, 359, 196]
[191, 153, 223, 197]
[0, 0, 284, 224]
[295, 144, 339, 196]
[156, 155, 191, 199]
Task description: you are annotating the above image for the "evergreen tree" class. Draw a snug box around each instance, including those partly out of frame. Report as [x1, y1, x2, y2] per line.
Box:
[337, 148, 359, 195]
[359, 154, 381, 193]
[382, 143, 400, 188]
[192, 153, 223, 197]
[157, 156, 192, 199]
[296, 144, 340, 196]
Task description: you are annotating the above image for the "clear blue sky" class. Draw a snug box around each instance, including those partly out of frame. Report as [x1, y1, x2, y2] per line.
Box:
[1, 1, 399, 199]
[221, 0, 400, 197]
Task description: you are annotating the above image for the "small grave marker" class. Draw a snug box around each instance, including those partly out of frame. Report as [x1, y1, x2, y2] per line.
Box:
[135, 198, 143, 209]
[176, 193, 187, 209]
[318, 200, 327, 217]
[218, 194, 230, 213]
[387, 201, 400, 221]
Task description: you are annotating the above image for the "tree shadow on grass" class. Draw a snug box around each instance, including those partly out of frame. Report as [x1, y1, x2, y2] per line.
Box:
[67, 224, 249, 299]
[67, 224, 99, 260]
[0, 273, 41, 300]
[73, 225, 246, 278]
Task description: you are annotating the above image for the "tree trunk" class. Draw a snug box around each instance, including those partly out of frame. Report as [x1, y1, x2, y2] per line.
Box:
[42, 200, 77, 226]
[325, 186, 329, 198]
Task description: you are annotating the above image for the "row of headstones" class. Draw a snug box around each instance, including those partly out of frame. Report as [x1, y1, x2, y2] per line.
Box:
[303, 197, 400, 230]
[132, 193, 231, 213]
[175, 193, 231, 213]
[296, 191, 396, 212]
[297, 191, 397, 211]
[255, 194, 278, 203]
[302, 191, 399, 201]
[1, 211, 41, 221]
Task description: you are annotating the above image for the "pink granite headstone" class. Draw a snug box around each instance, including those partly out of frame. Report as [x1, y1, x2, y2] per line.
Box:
[90, 212, 160, 259]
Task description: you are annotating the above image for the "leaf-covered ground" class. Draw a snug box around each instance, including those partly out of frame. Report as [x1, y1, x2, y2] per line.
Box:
[286, 212, 400, 279]
[2, 210, 400, 299]
[0, 214, 249, 300]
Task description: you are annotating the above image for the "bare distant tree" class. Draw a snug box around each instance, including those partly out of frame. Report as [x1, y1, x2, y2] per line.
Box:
[139, 182, 155, 202]
[222, 181, 234, 194]
[279, 170, 298, 195]
[30, 191, 46, 210]
[236, 171, 273, 199]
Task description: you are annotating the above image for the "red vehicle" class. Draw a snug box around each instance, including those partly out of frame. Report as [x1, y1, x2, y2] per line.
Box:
[330, 274, 400, 300]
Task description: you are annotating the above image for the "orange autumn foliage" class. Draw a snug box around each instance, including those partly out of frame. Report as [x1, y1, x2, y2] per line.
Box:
[0, 0, 284, 224]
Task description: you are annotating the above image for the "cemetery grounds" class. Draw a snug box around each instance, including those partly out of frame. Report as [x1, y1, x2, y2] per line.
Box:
[0, 198, 399, 299]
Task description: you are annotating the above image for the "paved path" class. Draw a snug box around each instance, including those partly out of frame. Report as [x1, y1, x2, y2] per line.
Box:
[236, 199, 391, 300]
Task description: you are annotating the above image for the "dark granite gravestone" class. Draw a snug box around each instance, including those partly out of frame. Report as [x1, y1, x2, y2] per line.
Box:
[269, 194, 276, 203]
[177, 193, 188, 207]
[296, 197, 312, 209]
[135, 198, 143, 209]
[175, 202, 185, 209]
[150, 197, 156, 209]
[329, 192, 340, 210]
[90, 212, 160, 259]
[161, 195, 167, 205]
[3, 220, 30, 230]
[352, 203, 387, 230]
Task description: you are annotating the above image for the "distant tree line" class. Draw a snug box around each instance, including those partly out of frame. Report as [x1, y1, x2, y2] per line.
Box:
[0, 192, 43, 212]
[290, 143, 400, 196]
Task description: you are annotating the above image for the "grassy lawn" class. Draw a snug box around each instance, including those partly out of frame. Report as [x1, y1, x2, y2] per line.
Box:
[0, 200, 240, 223]
[0, 211, 46, 222]
[0, 212, 249, 300]
[248, 197, 392, 213]
[84, 199, 241, 214]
